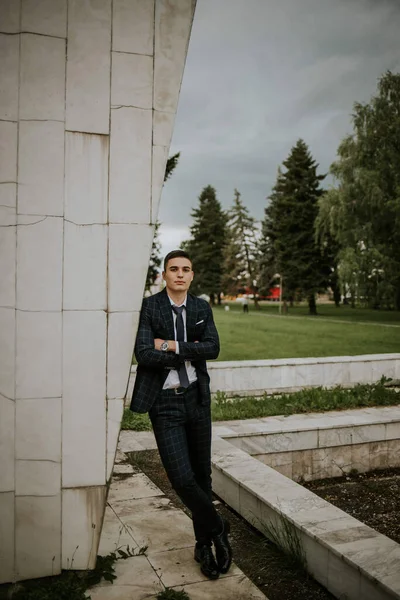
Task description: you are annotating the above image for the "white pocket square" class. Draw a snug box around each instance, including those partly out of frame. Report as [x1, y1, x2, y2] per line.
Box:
[195, 319, 204, 325]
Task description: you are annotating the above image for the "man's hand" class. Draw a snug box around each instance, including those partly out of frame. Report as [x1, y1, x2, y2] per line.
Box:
[154, 339, 177, 352]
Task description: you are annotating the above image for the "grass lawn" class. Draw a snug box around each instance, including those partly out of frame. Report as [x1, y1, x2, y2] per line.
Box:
[121, 381, 399, 431]
[212, 303, 400, 361]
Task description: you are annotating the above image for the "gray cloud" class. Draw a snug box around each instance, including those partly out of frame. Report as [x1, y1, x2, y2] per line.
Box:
[158, 0, 400, 255]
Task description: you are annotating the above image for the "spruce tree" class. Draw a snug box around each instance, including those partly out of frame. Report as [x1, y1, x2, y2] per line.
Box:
[223, 190, 260, 307]
[181, 185, 226, 303]
[260, 140, 329, 314]
[257, 168, 284, 297]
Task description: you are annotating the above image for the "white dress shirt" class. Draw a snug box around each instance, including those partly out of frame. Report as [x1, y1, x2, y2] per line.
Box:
[162, 295, 198, 389]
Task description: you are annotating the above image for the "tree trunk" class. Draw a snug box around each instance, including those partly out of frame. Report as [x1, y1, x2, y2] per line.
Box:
[395, 283, 400, 311]
[333, 286, 341, 307]
[308, 293, 317, 315]
[217, 292, 222, 305]
[331, 279, 341, 307]
[209, 292, 215, 306]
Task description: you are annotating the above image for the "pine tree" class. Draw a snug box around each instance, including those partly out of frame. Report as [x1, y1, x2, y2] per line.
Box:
[223, 190, 260, 307]
[181, 186, 226, 303]
[145, 153, 181, 291]
[260, 140, 329, 314]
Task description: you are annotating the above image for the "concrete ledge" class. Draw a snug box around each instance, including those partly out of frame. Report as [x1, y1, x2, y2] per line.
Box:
[211, 407, 400, 600]
[214, 406, 400, 480]
[127, 354, 400, 399]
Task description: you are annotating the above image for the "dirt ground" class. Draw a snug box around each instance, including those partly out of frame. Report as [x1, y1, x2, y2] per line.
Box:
[304, 466, 400, 544]
[128, 450, 335, 600]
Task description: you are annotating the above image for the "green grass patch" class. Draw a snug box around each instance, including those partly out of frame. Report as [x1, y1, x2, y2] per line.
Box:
[122, 381, 399, 431]
[211, 381, 399, 421]
[212, 303, 400, 361]
[121, 410, 152, 431]
[221, 301, 400, 323]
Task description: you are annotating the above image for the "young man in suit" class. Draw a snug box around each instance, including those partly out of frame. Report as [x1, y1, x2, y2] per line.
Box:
[130, 250, 232, 580]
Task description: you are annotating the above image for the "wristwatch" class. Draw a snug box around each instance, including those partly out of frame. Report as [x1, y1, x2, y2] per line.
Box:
[160, 340, 169, 352]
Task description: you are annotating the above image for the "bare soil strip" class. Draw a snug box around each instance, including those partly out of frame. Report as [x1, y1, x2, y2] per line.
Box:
[304, 467, 400, 544]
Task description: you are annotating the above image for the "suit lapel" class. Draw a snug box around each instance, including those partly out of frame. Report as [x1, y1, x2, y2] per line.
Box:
[185, 294, 197, 342]
[158, 289, 175, 341]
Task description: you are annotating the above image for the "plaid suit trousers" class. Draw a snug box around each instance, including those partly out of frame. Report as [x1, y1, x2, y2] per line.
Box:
[149, 383, 221, 544]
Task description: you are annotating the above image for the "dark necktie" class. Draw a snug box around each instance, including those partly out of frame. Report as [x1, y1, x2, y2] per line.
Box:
[171, 305, 190, 388]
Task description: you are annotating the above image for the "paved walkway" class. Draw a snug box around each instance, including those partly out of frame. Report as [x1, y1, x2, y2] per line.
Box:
[89, 439, 268, 600]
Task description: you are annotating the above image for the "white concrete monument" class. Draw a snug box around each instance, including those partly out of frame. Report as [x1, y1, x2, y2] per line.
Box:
[0, 0, 196, 583]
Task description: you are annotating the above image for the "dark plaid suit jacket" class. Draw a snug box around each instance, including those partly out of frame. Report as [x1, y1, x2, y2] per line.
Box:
[130, 288, 220, 413]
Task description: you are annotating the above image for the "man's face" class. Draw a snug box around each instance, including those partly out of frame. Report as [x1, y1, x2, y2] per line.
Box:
[163, 257, 194, 294]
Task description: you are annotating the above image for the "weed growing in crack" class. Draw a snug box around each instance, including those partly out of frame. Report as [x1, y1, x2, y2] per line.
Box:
[0, 546, 148, 600]
[250, 511, 307, 573]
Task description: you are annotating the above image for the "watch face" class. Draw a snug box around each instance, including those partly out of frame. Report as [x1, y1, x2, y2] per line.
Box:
[161, 341, 168, 351]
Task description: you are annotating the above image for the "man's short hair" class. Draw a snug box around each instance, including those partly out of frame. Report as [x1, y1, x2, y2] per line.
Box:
[163, 250, 192, 271]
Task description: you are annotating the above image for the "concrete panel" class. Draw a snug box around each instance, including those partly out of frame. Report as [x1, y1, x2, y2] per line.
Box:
[0, 395, 14, 492]
[63, 222, 108, 310]
[108, 224, 154, 311]
[64, 132, 109, 224]
[62, 311, 107, 487]
[0, 34, 19, 120]
[18, 121, 64, 216]
[16, 495, 61, 580]
[0, 121, 17, 182]
[0, 211, 16, 307]
[112, 0, 154, 55]
[106, 398, 124, 481]
[16, 216, 63, 310]
[62, 486, 106, 569]
[66, 0, 111, 134]
[111, 52, 153, 109]
[0, 492, 15, 584]
[16, 460, 60, 496]
[154, 0, 196, 113]
[151, 144, 168, 223]
[16, 310, 62, 399]
[153, 109, 175, 147]
[16, 398, 61, 461]
[107, 312, 139, 399]
[0, 0, 20, 33]
[19, 34, 65, 121]
[0, 308, 15, 399]
[21, 0, 67, 38]
[109, 107, 152, 223]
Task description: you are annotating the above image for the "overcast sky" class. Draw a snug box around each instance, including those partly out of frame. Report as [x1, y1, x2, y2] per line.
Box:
[158, 0, 400, 258]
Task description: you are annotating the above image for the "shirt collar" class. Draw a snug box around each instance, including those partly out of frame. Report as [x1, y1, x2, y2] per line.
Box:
[167, 294, 187, 308]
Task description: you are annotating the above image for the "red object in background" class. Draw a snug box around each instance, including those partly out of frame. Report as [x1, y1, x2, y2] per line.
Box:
[241, 285, 280, 301]
[266, 286, 280, 300]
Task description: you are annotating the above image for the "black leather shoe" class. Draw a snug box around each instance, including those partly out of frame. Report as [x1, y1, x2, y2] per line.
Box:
[194, 543, 220, 580]
[213, 518, 232, 574]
